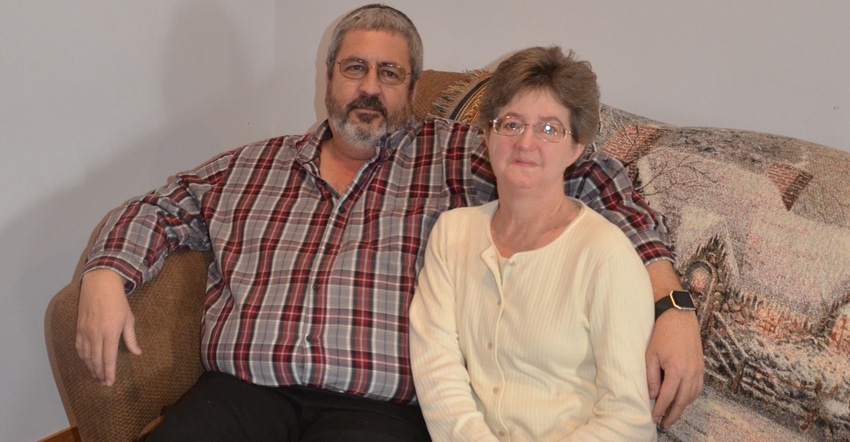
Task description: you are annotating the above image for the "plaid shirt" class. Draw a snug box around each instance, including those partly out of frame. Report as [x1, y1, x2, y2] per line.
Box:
[84, 117, 671, 404]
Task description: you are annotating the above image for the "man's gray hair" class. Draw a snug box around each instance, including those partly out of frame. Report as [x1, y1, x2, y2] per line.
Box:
[326, 4, 423, 88]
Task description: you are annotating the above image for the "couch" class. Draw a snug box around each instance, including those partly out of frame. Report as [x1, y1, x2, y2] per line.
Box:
[47, 68, 850, 441]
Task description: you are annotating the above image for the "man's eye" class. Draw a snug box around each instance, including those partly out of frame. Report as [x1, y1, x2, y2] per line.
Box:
[503, 122, 521, 131]
[541, 124, 556, 134]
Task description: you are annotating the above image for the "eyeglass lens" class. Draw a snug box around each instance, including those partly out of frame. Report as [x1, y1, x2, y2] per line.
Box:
[337, 59, 406, 85]
[492, 117, 569, 142]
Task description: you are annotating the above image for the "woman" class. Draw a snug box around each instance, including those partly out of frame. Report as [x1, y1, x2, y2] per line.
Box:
[409, 46, 656, 441]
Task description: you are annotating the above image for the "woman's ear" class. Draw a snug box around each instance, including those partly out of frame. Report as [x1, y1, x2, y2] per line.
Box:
[568, 142, 586, 165]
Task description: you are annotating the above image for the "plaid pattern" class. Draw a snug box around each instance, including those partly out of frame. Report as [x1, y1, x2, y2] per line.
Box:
[568, 152, 673, 264]
[84, 117, 671, 403]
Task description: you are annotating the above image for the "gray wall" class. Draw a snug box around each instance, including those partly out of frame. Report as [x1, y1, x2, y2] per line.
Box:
[2, 1, 847, 439]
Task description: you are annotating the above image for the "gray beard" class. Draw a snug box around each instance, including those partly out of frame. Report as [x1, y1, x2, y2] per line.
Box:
[328, 112, 387, 147]
[325, 87, 413, 148]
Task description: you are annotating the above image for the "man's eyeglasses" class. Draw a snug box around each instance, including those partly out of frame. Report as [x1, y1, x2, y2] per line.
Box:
[336, 58, 408, 86]
[491, 117, 572, 143]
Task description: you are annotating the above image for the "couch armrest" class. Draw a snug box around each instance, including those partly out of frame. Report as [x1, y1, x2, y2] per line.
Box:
[45, 250, 210, 442]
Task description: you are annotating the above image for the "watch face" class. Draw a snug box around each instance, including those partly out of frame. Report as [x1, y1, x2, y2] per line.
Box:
[671, 290, 696, 310]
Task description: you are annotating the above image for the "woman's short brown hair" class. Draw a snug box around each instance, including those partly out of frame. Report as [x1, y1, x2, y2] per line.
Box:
[477, 46, 600, 145]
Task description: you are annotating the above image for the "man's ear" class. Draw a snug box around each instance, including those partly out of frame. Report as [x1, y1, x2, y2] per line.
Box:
[411, 80, 419, 103]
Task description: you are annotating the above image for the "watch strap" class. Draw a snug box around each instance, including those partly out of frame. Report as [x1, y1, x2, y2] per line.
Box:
[655, 290, 695, 320]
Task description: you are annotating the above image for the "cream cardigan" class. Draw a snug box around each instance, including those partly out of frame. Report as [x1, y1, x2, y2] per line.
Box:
[410, 199, 656, 441]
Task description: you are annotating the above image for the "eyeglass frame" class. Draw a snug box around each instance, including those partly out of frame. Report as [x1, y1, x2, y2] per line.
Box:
[335, 58, 409, 86]
[490, 116, 573, 143]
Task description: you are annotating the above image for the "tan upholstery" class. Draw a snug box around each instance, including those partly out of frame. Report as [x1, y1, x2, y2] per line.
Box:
[413, 69, 468, 121]
[46, 250, 209, 442]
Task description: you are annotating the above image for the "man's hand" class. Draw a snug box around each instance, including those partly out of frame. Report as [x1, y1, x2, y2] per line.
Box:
[646, 309, 704, 428]
[644, 260, 704, 429]
[75, 269, 142, 386]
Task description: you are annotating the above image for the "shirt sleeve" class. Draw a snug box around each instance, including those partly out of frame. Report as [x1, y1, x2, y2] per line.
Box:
[81, 149, 236, 293]
[562, 229, 657, 441]
[409, 215, 500, 442]
[565, 151, 674, 265]
[466, 126, 498, 206]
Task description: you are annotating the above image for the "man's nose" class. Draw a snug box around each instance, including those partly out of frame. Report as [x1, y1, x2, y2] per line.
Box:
[358, 68, 383, 95]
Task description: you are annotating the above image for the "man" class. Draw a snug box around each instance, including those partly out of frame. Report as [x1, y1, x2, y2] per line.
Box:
[76, 4, 703, 441]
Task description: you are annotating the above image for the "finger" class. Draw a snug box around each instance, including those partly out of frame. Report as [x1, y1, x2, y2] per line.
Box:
[74, 332, 84, 359]
[89, 334, 106, 384]
[102, 333, 120, 387]
[645, 354, 662, 399]
[123, 315, 142, 356]
[659, 396, 688, 429]
[75, 333, 95, 378]
[651, 376, 679, 425]
[74, 332, 87, 365]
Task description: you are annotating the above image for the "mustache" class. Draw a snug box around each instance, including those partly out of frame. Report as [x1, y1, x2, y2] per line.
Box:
[346, 95, 387, 117]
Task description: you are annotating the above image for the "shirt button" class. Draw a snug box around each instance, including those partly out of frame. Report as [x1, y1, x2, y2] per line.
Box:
[324, 244, 333, 252]
[497, 430, 506, 437]
[312, 283, 319, 291]
[487, 342, 494, 350]
[492, 387, 500, 394]
[306, 336, 314, 343]
[339, 206, 347, 213]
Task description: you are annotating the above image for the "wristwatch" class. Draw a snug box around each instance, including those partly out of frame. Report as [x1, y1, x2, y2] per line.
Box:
[655, 290, 696, 320]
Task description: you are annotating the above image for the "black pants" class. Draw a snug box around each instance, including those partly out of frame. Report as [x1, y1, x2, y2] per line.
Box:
[139, 371, 431, 442]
